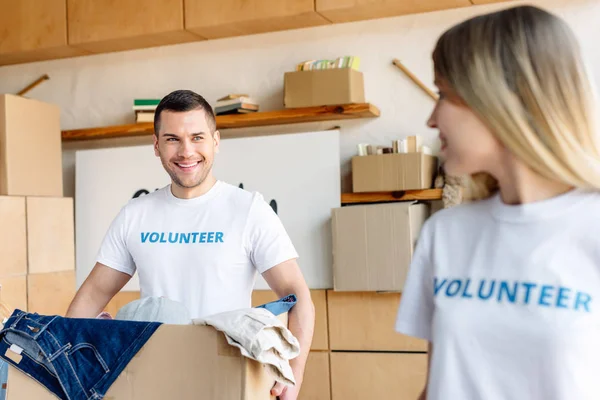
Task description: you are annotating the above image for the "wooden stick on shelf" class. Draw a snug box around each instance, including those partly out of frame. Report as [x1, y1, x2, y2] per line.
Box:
[392, 59, 438, 101]
[17, 74, 50, 96]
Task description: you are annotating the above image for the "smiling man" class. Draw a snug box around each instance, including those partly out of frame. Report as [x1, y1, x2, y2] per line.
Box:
[66, 90, 315, 399]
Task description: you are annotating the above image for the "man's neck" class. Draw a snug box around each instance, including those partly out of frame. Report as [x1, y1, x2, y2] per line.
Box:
[170, 175, 217, 199]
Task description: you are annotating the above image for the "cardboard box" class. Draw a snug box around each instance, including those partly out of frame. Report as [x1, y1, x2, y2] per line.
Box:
[352, 152, 438, 192]
[331, 202, 429, 292]
[7, 324, 277, 399]
[0, 94, 63, 197]
[327, 291, 428, 351]
[283, 68, 365, 108]
[104, 291, 141, 316]
[300, 352, 331, 400]
[0, 196, 27, 277]
[252, 289, 329, 350]
[0, 275, 27, 312]
[26, 197, 75, 274]
[27, 271, 76, 316]
[330, 352, 427, 400]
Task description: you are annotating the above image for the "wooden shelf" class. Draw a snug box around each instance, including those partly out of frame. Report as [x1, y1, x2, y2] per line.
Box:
[61, 103, 380, 142]
[341, 189, 442, 205]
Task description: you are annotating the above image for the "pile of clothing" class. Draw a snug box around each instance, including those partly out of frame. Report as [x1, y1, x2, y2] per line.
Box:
[0, 295, 299, 400]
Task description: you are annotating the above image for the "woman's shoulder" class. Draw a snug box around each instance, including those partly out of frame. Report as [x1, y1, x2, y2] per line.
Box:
[425, 197, 493, 226]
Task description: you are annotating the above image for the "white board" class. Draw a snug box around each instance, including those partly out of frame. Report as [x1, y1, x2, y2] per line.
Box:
[75, 130, 340, 291]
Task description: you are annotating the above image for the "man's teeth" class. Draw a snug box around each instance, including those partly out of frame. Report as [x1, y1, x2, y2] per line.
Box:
[177, 162, 199, 167]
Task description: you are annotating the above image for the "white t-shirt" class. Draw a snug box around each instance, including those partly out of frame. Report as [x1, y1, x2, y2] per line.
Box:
[96, 180, 298, 319]
[396, 188, 600, 400]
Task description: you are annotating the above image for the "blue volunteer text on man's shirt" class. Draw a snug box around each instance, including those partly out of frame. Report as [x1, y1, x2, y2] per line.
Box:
[434, 277, 592, 312]
[140, 231, 224, 244]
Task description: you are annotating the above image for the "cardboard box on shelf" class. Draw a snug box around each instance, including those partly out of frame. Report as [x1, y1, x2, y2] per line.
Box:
[0, 275, 27, 312]
[300, 351, 331, 400]
[6, 324, 278, 399]
[330, 352, 427, 400]
[252, 289, 329, 350]
[327, 291, 428, 351]
[331, 202, 429, 292]
[0, 196, 27, 277]
[0, 94, 63, 197]
[283, 68, 365, 108]
[27, 270, 76, 316]
[352, 152, 438, 192]
[26, 196, 75, 274]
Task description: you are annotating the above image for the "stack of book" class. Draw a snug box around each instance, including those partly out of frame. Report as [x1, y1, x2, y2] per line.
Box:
[214, 94, 259, 115]
[356, 136, 432, 156]
[296, 56, 361, 71]
[133, 99, 159, 123]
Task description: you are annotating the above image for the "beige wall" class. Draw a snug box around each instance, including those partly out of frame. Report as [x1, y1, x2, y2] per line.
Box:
[0, 0, 597, 195]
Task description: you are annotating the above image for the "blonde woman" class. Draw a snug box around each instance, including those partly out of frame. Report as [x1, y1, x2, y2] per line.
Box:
[395, 5, 600, 400]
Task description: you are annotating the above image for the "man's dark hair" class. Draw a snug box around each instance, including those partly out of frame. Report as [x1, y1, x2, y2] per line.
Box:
[153, 90, 216, 136]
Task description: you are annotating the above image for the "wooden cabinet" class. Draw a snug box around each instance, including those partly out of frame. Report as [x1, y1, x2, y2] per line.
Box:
[316, 0, 472, 23]
[0, 0, 86, 66]
[67, 0, 201, 53]
[184, 0, 329, 39]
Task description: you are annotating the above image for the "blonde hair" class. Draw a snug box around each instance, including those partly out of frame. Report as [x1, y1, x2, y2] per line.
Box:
[433, 5, 600, 200]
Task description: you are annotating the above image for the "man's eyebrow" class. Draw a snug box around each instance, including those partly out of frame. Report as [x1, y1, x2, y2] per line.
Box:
[162, 132, 207, 138]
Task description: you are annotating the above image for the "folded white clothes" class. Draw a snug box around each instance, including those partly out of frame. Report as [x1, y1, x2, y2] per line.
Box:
[193, 307, 300, 386]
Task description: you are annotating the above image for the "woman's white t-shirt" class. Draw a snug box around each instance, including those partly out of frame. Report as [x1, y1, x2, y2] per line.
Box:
[396, 189, 600, 400]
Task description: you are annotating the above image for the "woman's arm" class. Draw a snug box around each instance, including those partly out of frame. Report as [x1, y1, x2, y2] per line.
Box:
[418, 342, 432, 400]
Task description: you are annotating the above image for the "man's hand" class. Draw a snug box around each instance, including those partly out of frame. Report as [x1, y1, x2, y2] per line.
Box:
[271, 380, 301, 400]
[262, 258, 315, 400]
[66, 262, 131, 318]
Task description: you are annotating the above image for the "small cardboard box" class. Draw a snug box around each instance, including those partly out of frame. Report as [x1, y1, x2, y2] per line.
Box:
[0, 94, 63, 197]
[7, 324, 278, 399]
[0, 196, 27, 277]
[327, 290, 428, 351]
[352, 152, 438, 192]
[283, 68, 365, 108]
[26, 197, 75, 274]
[331, 202, 429, 292]
[330, 352, 427, 400]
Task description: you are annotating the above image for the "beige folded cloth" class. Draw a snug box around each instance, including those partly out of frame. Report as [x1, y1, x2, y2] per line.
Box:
[193, 307, 300, 386]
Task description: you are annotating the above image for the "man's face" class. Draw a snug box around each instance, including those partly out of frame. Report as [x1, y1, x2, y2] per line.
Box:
[154, 109, 220, 190]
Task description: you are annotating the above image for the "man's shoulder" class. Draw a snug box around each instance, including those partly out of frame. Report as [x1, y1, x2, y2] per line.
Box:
[123, 186, 169, 212]
[218, 181, 268, 207]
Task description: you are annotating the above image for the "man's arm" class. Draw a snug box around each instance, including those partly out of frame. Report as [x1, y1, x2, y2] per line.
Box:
[262, 258, 315, 399]
[66, 262, 131, 318]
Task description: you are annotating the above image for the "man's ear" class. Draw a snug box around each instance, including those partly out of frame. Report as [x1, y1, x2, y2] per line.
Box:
[213, 130, 221, 154]
[153, 134, 159, 157]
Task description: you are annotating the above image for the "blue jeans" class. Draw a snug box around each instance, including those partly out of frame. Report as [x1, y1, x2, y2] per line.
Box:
[0, 310, 160, 400]
[255, 294, 297, 316]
